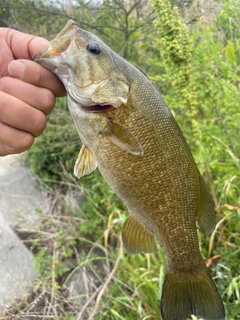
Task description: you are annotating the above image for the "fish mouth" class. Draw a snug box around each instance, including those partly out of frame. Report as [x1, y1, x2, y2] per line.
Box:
[34, 20, 77, 60]
[80, 104, 115, 113]
[34, 20, 125, 113]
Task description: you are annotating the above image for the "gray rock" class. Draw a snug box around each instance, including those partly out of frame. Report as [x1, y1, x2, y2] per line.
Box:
[64, 247, 109, 303]
[65, 187, 86, 212]
[0, 154, 21, 176]
[0, 215, 36, 308]
[0, 165, 48, 228]
[0, 154, 44, 310]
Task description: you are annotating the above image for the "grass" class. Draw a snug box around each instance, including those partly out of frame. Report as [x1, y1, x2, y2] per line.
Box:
[1, 169, 240, 319]
[1, 0, 240, 316]
[2, 101, 239, 319]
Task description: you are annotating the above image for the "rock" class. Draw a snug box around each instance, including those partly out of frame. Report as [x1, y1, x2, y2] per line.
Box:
[0, 214, 36, 308]
[63, 247, 109, 307]
[0, 164, 48, 228]
[0, 154, 21, 176]
[65, 187, 86, 213]
[0, 154, 46, 310]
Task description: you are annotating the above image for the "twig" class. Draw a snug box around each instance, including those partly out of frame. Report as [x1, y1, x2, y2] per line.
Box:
[46, 244, 57, 317]
[221, 203, 240, 211]
[74, 285, 102, 320]
[88, 238, 123, 320]
[208, 212, 233, 257]
[25, 290, 46, 312]
[205, 254, 222, 268]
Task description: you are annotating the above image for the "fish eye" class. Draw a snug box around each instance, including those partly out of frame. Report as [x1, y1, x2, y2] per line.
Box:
[87, 43, 101, 55]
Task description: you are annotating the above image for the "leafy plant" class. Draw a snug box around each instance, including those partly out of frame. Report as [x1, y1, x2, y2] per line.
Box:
[3, 0, 240, 319]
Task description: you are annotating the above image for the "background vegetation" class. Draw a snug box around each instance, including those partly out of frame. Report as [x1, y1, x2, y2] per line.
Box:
[0, 0, 239, 319]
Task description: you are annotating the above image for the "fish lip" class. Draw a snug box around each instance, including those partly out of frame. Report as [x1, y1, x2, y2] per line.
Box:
[33, 51, 46, 61]
[54, 19, 77, 39]
[33, 48, 60, 61]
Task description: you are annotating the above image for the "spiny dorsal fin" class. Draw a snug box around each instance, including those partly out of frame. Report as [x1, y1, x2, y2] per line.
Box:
[122, 210, 156, 253]
[101, 120, 144, 155]
[74, 144, 98, 178]
[196, 172, 216, 235]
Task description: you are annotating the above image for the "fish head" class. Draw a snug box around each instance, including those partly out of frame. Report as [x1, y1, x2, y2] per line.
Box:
[34, 20, 130, 109]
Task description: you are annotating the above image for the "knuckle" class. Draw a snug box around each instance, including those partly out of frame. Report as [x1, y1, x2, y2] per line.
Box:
[35, 65, 51, 85]
[12, 133, 34, 153]
[0, 91, 10, 114]
[33, 88, 56, 115]
[44, 90, 56, 108]
[0, 77, 10, 93]
[35, 67, 45, 84]
[32, 110, 47, 136]
[22, 133, 35, 149]
[0, 121, 34, 155]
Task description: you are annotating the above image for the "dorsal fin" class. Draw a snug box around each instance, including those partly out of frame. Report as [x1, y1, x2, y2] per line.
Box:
[122, 210, 156, 253]
[196, 173, 216, 235]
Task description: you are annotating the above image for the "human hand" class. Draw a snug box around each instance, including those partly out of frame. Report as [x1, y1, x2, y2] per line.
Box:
[0, 28, 66, 156]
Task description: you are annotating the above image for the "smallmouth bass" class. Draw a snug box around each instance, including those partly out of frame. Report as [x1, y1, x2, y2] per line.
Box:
[34, 20, 225, 320]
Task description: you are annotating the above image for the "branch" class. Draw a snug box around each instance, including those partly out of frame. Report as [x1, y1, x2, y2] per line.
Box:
[208, 212, 233, 257]
[88, 238, 123, 320]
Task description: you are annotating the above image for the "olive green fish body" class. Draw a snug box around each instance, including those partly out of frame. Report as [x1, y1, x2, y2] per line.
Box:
[69, 63, 209, 271]
[34, 20, 225, 320]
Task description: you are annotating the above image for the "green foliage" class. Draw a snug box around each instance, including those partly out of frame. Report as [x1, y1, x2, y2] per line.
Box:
[98, 246, 165, 319]
[3, 0, 240, 318]
[151, 0, 191, 87]
[27, 98, 81, 191]
[210, 211, 240, 319]
[216, 0, 240, 43]
[151, 0, 201, 141]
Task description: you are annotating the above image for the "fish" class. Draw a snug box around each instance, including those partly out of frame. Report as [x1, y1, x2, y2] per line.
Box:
[34, 20, 225, 320]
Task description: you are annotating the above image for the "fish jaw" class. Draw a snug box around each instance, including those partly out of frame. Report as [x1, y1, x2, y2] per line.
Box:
[33, 20, 76, 75]
[33, 20, 130, 109]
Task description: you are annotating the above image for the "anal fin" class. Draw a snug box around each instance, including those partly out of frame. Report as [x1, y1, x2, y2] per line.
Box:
[74, 144, 98, 178]
[122, 211, 156, 253]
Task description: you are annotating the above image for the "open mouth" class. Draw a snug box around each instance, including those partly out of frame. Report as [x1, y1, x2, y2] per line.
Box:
[81, 104, 115, 112]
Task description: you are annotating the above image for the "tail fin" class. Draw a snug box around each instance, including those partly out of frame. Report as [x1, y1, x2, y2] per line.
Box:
[160, 266, 225, 320]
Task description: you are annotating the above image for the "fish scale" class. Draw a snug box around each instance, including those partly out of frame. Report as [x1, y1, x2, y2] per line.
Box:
[34, 20, 225, 320]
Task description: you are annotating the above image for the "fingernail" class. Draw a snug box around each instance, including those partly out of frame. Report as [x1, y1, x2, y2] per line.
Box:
[8, 60, 24, 79]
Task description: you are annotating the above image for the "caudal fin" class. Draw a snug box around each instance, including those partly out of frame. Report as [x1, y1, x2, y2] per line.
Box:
[160, 266, 225, 320]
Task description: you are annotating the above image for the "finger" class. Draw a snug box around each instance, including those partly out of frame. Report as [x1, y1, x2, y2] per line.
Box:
[0, 91, 47, 137]
[8, 59, 66, 97]
[2, 28, 50, 60]
[0, 77, 56, 115]
[0, 121, 34, 156]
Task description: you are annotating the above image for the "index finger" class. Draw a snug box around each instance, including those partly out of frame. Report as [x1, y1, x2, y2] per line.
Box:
[4, 28, 66, 97]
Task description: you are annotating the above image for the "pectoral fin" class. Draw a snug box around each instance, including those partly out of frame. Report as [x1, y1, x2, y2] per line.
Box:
[122, 211, 156, 253]
[196, 173, 216, 235]
[101, 120, 144, 155]
[74, 144, 98, 178]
